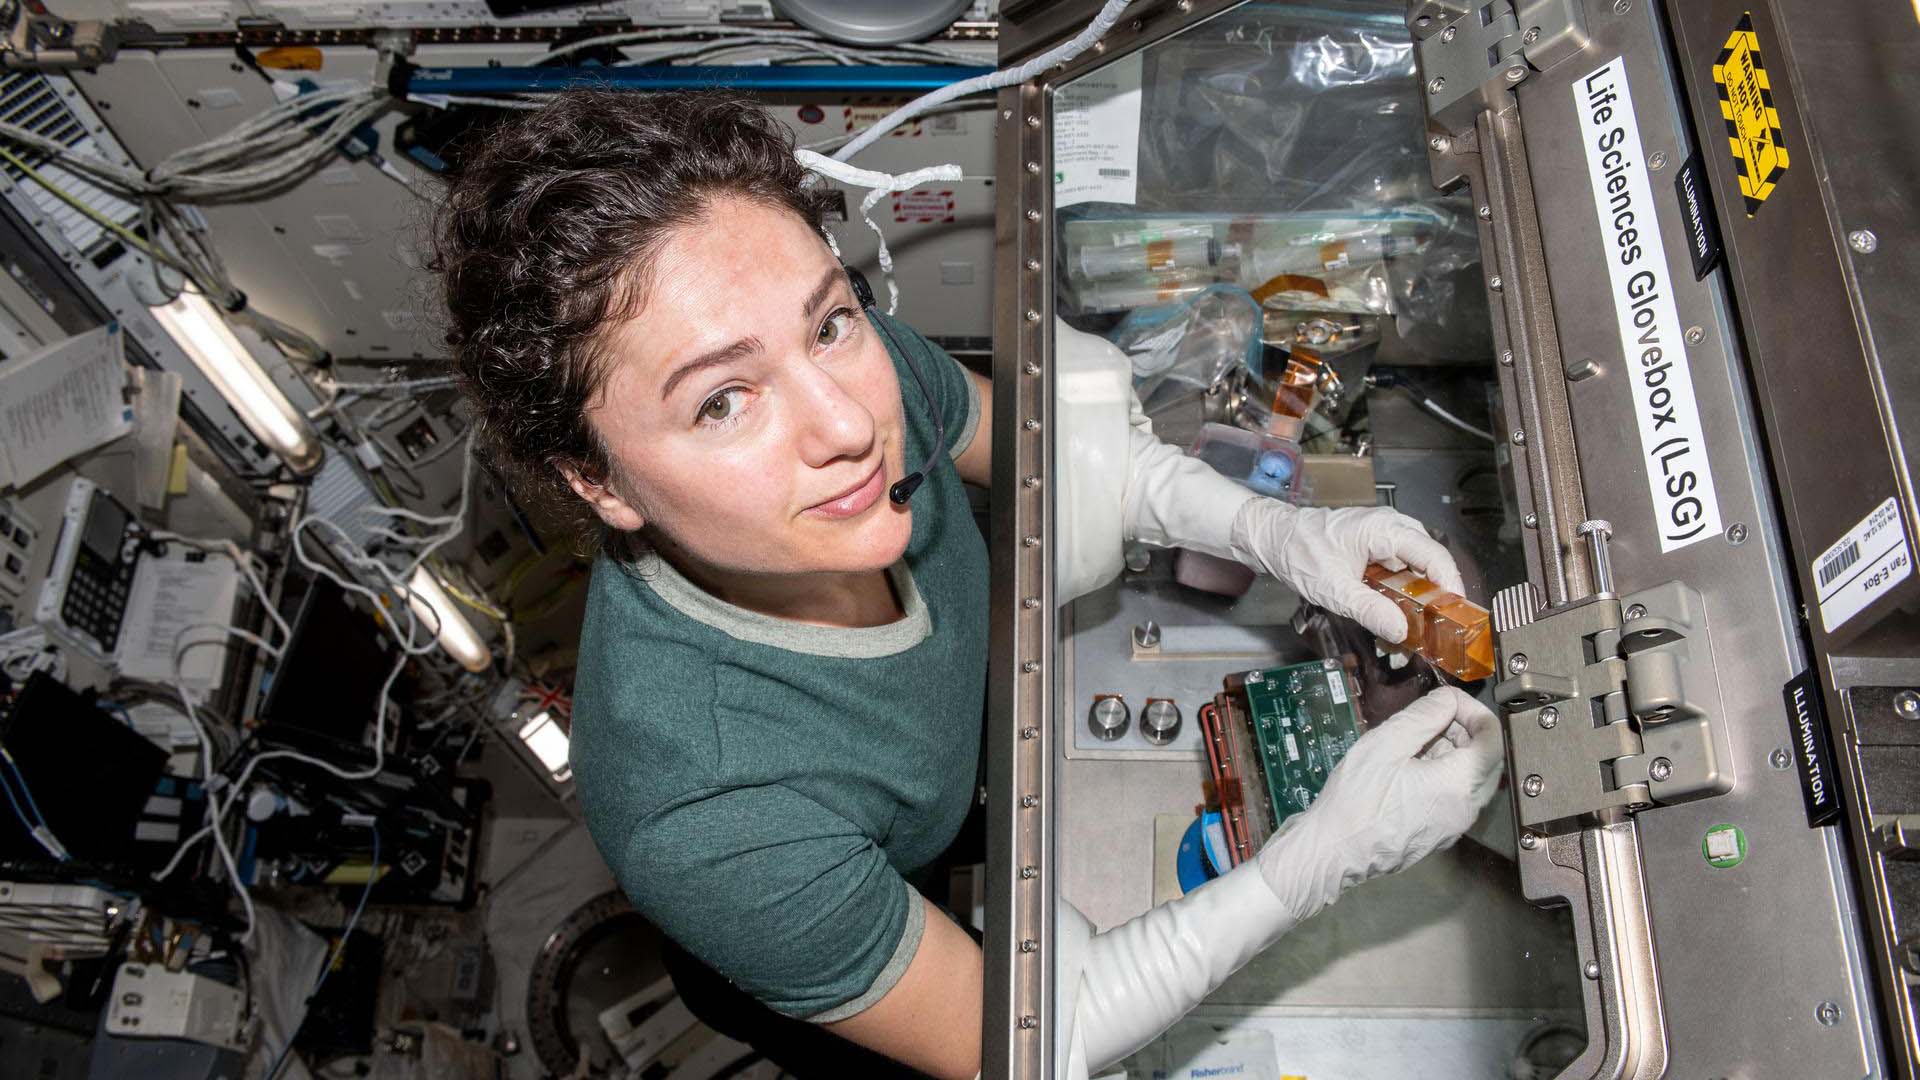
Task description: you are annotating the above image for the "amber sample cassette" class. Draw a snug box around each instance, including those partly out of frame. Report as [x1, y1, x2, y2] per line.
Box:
[1363, 564, 1495, 682]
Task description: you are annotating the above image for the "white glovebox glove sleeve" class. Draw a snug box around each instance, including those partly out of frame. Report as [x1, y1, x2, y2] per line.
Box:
[1054, 687, 1505, 1078]
[1053, 320, 1255, 604]
[1055, 860, 1301, 1078]
[1053, 320, 1132, 604]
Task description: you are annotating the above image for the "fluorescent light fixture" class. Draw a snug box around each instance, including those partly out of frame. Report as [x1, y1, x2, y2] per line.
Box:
[405, 566, 491, 673]
[149, 292, 321, 473]
[517, 709, 573, 784]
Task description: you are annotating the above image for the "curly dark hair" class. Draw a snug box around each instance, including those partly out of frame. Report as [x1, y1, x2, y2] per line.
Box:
[430, 89, 839, 553]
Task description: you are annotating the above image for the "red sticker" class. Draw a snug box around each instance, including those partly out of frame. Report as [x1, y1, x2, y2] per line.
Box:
[891, 189, 955, 224]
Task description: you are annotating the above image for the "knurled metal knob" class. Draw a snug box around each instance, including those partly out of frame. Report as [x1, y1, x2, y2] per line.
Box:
[1088, 695, 1130, 741]
[1141, 699, 1182, 745]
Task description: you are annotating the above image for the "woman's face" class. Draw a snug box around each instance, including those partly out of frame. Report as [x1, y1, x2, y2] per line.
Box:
[575, 196, 913, 578]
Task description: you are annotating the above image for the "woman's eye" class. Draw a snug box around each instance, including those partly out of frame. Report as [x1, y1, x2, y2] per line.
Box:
[817, 308, 854, 348]
[698, 388, 744, 424]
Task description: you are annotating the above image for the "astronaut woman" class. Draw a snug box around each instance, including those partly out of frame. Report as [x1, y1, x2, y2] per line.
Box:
[434, 91, 1503, 1079]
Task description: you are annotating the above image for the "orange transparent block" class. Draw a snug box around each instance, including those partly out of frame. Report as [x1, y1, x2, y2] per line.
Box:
[1363, 563, 1495, 682]
[1258, 349, 1323, 440]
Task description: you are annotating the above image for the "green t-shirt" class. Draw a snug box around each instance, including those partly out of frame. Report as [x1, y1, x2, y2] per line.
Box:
[568, 314, 988, 1021]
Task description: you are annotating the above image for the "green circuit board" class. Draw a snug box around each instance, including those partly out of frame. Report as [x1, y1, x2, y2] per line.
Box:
[1241, 659, 1365, 823]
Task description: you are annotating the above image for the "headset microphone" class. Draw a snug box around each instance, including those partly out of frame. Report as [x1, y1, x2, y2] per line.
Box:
[845, 267, 945, 506]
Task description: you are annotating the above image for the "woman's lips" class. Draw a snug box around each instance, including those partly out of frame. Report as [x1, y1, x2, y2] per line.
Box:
[805, 464, 884, 519]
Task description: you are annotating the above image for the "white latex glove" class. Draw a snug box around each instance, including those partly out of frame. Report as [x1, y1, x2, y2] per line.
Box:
[1054, 319, 1257, 602]
[1250, 685, 1504, 909]
[1229, 502, 1466, 644]
[1051, 319, 1464, 633]
[1057, 686, 1504, 1078]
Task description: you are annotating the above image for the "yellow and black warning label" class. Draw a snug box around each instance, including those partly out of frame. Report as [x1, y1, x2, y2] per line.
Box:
[1712, 13, 1790, 216]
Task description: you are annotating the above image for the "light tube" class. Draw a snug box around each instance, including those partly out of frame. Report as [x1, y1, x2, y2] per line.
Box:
[149, 292, 321, 473]
[406, 565, 491, 673]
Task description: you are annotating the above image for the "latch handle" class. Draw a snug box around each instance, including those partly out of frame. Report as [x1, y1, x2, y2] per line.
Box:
[1494, 671, 1579, 710]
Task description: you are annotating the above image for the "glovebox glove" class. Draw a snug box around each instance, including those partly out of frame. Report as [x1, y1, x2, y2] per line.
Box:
[1054, 319, 1256, 602]
[1056, 686, 1504, 1078]
[1251, 685, 1504, 914]
[1228, 501, 1467, 644]
[1052, 316, 1465, 640]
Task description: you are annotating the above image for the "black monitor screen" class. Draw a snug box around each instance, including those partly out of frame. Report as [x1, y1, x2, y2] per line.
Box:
[257, 575, 411, 749]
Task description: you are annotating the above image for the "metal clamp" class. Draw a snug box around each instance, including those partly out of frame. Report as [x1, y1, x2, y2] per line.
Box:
[1492, 568, 1733, 831]
[0, 4, 118, 70]
[1410, 0, 1591, 137]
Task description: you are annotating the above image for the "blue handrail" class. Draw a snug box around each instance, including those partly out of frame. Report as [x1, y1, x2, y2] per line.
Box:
[405, 64, 995, 96]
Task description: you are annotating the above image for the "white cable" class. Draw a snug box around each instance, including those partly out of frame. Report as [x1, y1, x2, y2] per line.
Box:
[362, 498, 461, 530]
[311, 375, 457, 422]
[358, 396, 420, 429]
[832, 0, 1132, 162]
[1, 84, 390, 201]
[540, 24, 981, 67]
[154, 441, 479, 912]
[1409, 393, 1496, 443]
[324, 376, 460, 394]
[796, 150, 962, 315]
[540, 25, 863, 66]
[407, 93, 547, 112]
[169, 624, 287, 941]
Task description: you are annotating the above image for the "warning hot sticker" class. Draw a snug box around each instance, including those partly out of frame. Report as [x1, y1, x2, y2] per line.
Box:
[1712, 13, 1790, 216]
[891, 189, 955, 224]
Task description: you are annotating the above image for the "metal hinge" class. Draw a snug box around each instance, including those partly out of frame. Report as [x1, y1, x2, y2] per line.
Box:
[1408, 0, 1591, 137]
[1491, 520, 1734, 831]
[0, 4, 119, 71]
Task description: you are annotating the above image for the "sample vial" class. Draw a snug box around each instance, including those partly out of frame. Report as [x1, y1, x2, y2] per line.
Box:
[1237, 230, 1408, 279]
[1076, 235, 1220, 280]
[1363, 563, 1495, 682]
[1073, 275, 1211, 312]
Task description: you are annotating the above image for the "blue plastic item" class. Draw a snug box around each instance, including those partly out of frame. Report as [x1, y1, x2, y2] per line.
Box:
[1177, 812, 1230, 893]
[1247, 449, 1297, 498]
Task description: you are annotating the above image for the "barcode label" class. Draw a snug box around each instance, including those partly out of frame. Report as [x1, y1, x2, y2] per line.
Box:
[1096, 167, 1131, 178]
[1327, 671, 1348, 704]
[1814, 496, 1911, 633]
[1284, 733, 1299, 761]
[1817, 542, 1860, 588]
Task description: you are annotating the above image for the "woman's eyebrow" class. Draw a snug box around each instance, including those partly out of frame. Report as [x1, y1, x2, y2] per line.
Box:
[659, 336, 763, 401]
[800, 265, 844, 319]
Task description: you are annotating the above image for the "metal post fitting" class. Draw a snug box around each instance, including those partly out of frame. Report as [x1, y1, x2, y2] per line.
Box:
[1577, 519, 1616, 596]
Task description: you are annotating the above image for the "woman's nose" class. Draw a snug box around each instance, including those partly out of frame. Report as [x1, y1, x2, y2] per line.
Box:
[790, 358, 876, 467]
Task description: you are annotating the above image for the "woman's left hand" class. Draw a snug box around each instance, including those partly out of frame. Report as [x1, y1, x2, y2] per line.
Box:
[1229, 501, 1465, 643]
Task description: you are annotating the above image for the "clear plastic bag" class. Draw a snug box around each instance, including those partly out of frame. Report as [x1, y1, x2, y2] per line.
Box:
[1134, 6, 1430, 213]
[1054, 2, 1490, 358]
[1105, 284, 1264, 402]
[1062, 209, 1441, 317]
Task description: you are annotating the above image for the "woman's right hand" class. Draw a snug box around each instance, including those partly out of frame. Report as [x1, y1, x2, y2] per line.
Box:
[1254, 685, 1507, 920]
[1058, 686, 1505, 1077]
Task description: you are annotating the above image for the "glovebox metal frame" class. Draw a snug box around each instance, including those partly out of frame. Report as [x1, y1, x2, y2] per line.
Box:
[985, 1, 1884, 1076]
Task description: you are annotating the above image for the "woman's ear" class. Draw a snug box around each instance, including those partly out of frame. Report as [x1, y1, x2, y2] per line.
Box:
[557, 460, 646, 532]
